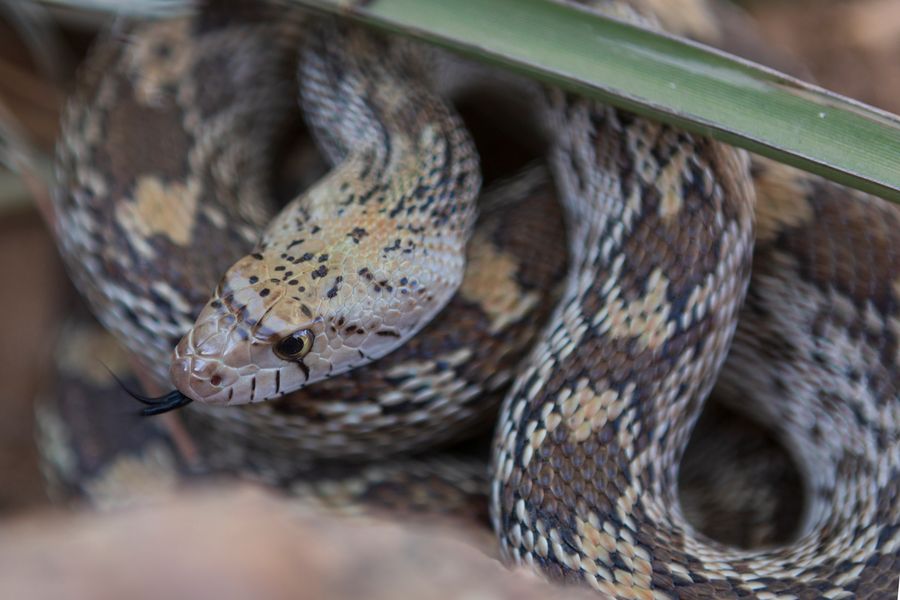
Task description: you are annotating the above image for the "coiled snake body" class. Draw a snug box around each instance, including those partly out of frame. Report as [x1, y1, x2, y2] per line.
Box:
[45, 0, 899, 597]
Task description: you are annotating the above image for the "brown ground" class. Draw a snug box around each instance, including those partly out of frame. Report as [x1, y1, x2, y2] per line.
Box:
[0, 210, 66, 512]
[0, 12, 68, 512]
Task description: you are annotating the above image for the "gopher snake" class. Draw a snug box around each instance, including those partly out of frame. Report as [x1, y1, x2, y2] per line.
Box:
[44, 0, 899, 597]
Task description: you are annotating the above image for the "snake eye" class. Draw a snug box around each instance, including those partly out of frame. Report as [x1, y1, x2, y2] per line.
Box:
[274, 329, 314, 361]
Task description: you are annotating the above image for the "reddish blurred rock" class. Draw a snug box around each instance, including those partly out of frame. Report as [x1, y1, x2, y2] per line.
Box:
[0, 485, 594, 600]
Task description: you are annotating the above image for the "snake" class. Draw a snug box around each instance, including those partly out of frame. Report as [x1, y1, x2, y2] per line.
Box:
[42, 0, 899, 597]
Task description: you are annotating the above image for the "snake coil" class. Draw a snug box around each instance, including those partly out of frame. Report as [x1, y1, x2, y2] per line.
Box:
[45, 1, 900, 597]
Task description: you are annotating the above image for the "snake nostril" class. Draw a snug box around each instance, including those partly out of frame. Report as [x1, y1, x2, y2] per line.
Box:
[210, 374, 222, 386]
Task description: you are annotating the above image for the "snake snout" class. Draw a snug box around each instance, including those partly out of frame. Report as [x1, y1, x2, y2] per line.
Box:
[170, 353, 240, 405]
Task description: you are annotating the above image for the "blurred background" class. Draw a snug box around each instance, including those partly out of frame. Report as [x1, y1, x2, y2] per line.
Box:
[0, 0, 897, 593]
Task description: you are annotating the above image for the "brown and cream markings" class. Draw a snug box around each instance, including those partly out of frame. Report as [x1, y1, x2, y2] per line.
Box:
[46, 0, 899, 598]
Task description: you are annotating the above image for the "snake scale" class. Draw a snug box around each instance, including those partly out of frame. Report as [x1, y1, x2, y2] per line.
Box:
[41, 0, 899, 597]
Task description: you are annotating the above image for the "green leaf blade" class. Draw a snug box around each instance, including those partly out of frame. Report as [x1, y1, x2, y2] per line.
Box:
[296, 0, 900, 201]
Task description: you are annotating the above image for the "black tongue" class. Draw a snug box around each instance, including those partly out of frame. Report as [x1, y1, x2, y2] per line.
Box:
[137, 390, 193, 416]
[115, 379, 194, 416]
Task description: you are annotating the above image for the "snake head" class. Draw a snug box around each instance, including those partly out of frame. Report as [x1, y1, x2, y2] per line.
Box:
[169, 246, 445, 406]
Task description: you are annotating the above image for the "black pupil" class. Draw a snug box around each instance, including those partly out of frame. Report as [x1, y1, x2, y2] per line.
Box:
[277, 333, 306, 357]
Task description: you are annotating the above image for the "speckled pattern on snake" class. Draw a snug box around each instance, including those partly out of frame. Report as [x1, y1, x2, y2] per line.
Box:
[43, 0, 900, 597]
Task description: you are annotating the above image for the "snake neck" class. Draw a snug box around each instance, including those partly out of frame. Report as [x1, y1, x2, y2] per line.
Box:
[296, 21, 482, 252]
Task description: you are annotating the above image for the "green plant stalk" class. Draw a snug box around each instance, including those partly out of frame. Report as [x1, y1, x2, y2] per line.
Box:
[293, 0, 900, 202]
